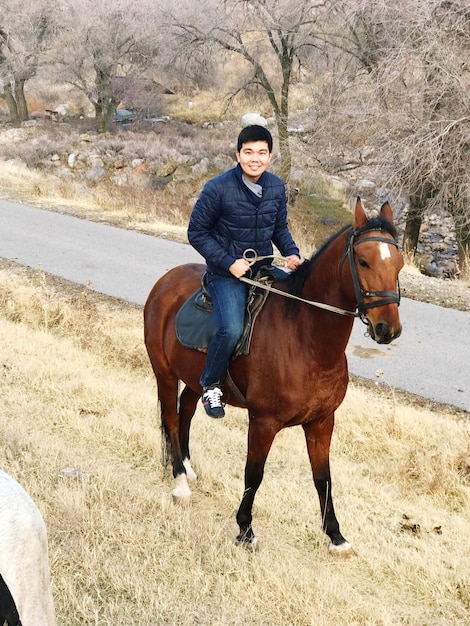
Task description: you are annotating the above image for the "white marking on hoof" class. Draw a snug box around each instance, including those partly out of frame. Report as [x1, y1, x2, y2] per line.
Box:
[235, 535, 259, 552]
[183, 458, 197, 482]
[245, 536, 259, 552]
[172, 473, 191, 506]
[328, 541, 356, 558]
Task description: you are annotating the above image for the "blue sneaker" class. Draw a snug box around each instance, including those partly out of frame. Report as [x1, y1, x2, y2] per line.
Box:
[202, 386, 225, 418]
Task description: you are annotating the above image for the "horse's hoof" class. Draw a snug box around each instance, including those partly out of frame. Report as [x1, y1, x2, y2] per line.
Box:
[172, 474, 191, 505]
[235, 533, 259, 552]
[172, 492, 191, 507]
[328, 541, 356, 558]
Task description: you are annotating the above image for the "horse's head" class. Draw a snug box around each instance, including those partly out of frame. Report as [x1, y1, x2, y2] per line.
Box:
[344, 198, 404, 344]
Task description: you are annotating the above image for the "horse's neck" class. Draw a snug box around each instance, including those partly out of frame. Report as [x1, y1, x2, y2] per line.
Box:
[306, 233, 351, 306]
[300, 233, 355, 348]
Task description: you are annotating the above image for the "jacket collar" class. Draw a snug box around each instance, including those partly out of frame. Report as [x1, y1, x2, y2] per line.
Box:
[234, 163, 267, 186]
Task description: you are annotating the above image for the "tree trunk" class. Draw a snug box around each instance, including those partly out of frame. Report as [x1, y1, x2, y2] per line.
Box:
[276, 114, 292, 182]
[94, 67, 119, 133]
[403, 186, 436, 256]
[402, 209, 422, 256]
[94, 99, 117, 133]
[14, 79, 29, 121]
[455, 220, 470, 271]
[2, 83, 20, 125]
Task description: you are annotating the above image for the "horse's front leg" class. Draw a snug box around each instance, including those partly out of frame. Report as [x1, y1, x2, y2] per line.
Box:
[235, 418, 279, 549]
[302, 415, 355, 557]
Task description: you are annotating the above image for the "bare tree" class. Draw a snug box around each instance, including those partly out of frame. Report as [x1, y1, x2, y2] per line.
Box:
[167, 0, 328, 180]
[374, 0, 470, 264]
[54, 0, 160, 132]
[312, 0, 470, 267]
[0, 0, 53, 124]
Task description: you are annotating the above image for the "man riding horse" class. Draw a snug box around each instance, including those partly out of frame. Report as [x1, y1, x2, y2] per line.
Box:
[188, 125, 301, 417]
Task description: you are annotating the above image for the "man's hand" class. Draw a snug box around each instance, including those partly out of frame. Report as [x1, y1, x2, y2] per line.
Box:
[284, 254, 301, 271]
[229, 258, 251, 278]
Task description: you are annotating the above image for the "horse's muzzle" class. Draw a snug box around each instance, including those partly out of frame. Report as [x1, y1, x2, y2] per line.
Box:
[368, 321, 402, 344]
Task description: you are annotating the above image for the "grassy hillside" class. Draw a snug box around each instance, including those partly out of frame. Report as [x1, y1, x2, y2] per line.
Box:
[0, 262, 468, 625]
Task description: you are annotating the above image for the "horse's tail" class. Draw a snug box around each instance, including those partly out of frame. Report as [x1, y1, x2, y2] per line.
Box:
[158, 401, 172, 468]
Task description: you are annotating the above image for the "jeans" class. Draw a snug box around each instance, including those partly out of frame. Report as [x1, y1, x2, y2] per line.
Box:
[199, 272, 249, 389]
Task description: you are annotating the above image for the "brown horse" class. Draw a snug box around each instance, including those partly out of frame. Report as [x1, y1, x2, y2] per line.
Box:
[144, 198, 404, 556]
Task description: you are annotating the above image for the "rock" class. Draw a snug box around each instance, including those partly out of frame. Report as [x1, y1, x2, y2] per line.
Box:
[191, 158, 210, 178]
[158, 162, 178, 177]
[84, 166, 106, 182]
[59, 467, 88, 479]
[110, 173, 128, 186]
[431, 242, 448, 253]
[241, 113, 268, 127]
[149, 176, 173, 190]
[212, 155, 235, 171]
[319, 216, 342, 226]
[55, 104, 68, 117]
[355, 179, 376, 192]
[132, 162, 148, 177]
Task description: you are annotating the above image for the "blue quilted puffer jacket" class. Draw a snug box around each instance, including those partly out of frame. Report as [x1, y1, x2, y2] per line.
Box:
[188, 164, 299, 277]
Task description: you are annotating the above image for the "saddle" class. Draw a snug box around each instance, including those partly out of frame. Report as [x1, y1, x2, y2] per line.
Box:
[175, 268, 275, 357]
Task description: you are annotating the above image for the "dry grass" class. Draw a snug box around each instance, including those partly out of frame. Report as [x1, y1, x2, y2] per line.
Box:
[0, 265, 469, 625]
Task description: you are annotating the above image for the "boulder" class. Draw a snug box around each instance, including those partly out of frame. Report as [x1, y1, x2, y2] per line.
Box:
[241, 113, 268, 127]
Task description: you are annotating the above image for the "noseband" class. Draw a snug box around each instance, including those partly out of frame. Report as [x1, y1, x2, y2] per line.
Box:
[341, 228, 401, 325]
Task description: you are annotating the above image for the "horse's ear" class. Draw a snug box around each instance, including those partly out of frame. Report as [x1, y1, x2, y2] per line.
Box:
[353, 197, 368, 229]
[380, 201, 394, 225]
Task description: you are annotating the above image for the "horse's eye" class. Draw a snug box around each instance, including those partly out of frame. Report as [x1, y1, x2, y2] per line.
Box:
[358, 258, 369, 268]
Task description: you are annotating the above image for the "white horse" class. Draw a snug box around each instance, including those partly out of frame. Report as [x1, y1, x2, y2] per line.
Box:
[0, 470, 56, 626]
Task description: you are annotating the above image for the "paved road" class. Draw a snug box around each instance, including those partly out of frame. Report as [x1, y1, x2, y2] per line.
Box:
[1, 199, 468, 412]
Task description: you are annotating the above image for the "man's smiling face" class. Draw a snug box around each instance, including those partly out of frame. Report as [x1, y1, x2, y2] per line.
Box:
[236, 140, 273, 183]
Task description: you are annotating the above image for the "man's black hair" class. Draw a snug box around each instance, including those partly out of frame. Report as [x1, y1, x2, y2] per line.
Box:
[237, 125, 273, 153]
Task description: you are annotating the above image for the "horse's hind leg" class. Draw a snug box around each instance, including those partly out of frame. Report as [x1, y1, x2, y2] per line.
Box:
[179, 385, 199, 483]
[156, 373, 193, 504]
[302, 416, 355, 557]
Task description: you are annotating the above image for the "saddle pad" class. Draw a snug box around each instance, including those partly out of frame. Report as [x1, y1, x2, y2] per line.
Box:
[175, 269, 273, 356]
[175, 288, 218, 353]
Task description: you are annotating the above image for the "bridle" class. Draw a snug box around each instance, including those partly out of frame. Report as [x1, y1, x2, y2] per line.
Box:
[340, 227, 401, 324]
[240, 226, 401, 323]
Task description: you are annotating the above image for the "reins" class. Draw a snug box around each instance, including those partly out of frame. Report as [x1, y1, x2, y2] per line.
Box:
[240, 248, 358, 318]
[239, 226, 401, 322]
[239, 275, 358, 317]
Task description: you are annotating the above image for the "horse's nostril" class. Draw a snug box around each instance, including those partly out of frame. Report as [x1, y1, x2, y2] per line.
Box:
[376, 323, 388, 337]
[374, 322, 392, 344]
